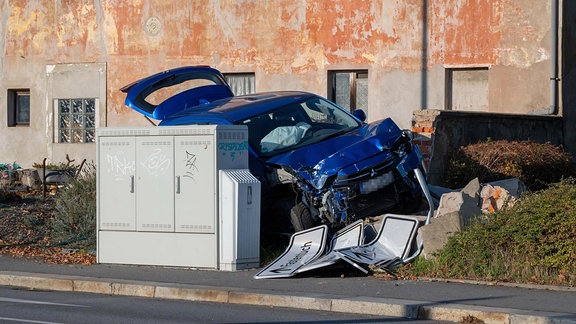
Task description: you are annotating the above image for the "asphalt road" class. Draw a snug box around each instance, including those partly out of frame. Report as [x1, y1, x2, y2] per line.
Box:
[1, 255, 575, 323]
[0, 286, 451, 323]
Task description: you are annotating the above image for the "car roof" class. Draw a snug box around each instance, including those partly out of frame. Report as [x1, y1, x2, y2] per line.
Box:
[161, 91, 316, 124]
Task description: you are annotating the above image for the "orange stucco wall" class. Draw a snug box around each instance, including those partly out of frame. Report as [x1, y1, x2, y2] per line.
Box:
[0, 0, 555, 166]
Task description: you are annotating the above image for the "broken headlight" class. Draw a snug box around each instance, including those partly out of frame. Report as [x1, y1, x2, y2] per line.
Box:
[392, 130, 413, 157]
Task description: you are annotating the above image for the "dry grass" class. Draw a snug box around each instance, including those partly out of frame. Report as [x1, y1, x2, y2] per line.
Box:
[444, 140, 574, 190]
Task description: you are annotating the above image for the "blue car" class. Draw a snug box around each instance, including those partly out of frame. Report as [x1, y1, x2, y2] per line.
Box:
[121, 66, 424, 233]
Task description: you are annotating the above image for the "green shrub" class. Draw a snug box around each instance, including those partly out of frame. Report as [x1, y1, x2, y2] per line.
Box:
[444, 140, 574, 191]
[51, 163, 96, 250]
[404, 179, 576, 286]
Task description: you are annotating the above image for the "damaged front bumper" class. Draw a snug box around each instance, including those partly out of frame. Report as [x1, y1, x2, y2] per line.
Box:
[295, 143, 424, 227]
[255, 168, 433, 279]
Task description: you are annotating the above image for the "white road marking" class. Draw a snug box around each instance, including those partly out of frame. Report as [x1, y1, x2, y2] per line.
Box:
[0, 297, 88, 308]
[0, 316, 63, 324]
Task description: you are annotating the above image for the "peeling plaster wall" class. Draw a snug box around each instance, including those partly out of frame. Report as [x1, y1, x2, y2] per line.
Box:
[0, 0, 559, 167]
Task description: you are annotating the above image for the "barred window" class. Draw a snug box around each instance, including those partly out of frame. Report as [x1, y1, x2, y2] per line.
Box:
[57, 98, 96, 143]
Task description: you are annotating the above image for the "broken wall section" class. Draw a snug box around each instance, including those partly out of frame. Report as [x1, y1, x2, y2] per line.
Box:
[412, 109, 564, 186]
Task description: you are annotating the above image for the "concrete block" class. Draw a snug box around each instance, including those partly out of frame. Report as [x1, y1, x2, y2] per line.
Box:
[488, 178, 526, 197]
[332, 297, 420, 318]
[421, 212, 462, 259]
[74, 280, 113, 294]
[461, 177, 481, 200]
[155, 286, 229, 303]
[110, 282, 155, 297]
[228, 292, 331, 311]
[480, 178, 525, 213]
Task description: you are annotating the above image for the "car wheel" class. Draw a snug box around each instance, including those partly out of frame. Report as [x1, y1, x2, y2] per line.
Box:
[290, 202, 316, 232]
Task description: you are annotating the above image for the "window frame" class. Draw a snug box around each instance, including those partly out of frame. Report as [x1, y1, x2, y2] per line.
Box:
[328, 70, 368, 113]
[444, 65, 490, 111]
[7, 88, 30, 127]
[223, 72, 256, 96]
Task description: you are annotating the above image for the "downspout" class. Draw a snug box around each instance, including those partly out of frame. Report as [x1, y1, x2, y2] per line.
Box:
[549, 0, 560, 115]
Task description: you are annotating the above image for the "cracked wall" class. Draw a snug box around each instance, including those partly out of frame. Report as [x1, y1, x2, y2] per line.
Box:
[0, 0, 560, 167]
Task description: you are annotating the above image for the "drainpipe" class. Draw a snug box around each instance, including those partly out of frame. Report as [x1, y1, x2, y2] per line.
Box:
[549, 0, 560, 115]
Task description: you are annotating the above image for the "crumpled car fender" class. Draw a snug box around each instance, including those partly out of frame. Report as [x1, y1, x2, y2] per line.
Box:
[267, 118, 405, 189]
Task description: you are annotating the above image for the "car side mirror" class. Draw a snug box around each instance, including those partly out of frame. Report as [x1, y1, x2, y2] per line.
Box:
[352, 109, 367, 122]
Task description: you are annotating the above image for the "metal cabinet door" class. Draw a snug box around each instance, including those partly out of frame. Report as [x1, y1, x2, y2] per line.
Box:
[98, 136, 136, 231]
[136, 136, 175, 232]
[174, 135, 216, 233]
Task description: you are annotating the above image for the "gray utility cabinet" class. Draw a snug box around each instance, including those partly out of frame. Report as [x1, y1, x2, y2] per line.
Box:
[96, 125, 254, 269]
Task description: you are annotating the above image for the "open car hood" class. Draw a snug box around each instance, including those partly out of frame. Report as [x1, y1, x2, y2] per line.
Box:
[120, 66, 233, 120]
[267, 118, 407, 189]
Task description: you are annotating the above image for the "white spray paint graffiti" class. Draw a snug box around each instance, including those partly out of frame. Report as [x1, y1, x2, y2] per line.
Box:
[140, 148, 171, 177]
[105, 154, 135, 180]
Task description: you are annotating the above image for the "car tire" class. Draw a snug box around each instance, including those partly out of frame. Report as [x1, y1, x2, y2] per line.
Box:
[290, 202, 316, 232]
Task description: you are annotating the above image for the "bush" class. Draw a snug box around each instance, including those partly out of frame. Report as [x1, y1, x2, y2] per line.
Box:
[444, 140, 574, 191]
[0, 189, 20, 203]
[51, 163, 96, 250]
[404, 179, 576, 286]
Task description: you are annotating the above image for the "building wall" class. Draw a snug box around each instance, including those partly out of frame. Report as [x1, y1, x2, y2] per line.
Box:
[0, 0, 559, 167]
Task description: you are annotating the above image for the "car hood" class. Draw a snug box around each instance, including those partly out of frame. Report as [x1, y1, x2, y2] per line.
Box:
[267, 118, 403, 189]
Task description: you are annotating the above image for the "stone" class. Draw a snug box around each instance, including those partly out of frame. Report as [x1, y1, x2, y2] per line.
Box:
[423, 178, 482, 258]
[20, 169, 42, 189]
[420, 212, 462, 259]
[480, 178, 525, 213]
[421, 178, 526, 259]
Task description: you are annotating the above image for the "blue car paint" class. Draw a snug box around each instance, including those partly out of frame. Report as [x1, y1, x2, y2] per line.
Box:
[121, 66, 233, 120]
[266, 118, 405, 190]
[122, 66, 424, 230]
[162, 92, 316, 123]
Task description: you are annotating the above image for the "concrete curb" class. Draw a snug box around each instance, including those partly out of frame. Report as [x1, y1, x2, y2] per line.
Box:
[0, 272, 574, 324]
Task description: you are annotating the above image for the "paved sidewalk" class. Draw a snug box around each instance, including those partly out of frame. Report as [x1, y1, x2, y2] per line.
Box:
[0, 255, 575, 323]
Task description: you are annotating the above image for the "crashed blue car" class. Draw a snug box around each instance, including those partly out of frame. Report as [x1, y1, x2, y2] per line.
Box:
[121, 66, 424, 233]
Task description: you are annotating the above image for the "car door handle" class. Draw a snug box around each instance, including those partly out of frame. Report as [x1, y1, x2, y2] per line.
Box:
[176, 176, 180, 194]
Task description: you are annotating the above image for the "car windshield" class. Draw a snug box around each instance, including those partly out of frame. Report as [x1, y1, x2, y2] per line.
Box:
[239, 97, 362, 157]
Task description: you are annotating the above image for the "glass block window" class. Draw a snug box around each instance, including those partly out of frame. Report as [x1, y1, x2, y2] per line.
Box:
[57, 98, 96, 143]
[7, 89, 30, 126]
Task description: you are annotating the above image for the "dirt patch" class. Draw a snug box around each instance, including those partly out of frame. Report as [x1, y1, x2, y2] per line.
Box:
[0, 192, 96, 265]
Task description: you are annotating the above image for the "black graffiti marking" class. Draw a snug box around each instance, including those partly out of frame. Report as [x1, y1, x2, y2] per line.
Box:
[183, 151, 199, 180]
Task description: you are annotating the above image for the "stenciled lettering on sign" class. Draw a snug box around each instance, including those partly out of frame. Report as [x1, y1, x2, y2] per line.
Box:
[218, 141, 248, 162]
[140, 148, 171, 176]
[270, 241, 313, 274]
[106, 154, 135, 180]
[182, 150, 199, 180]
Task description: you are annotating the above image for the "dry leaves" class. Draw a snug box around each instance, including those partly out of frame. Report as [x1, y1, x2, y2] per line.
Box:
[0, 193, 96, 265]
